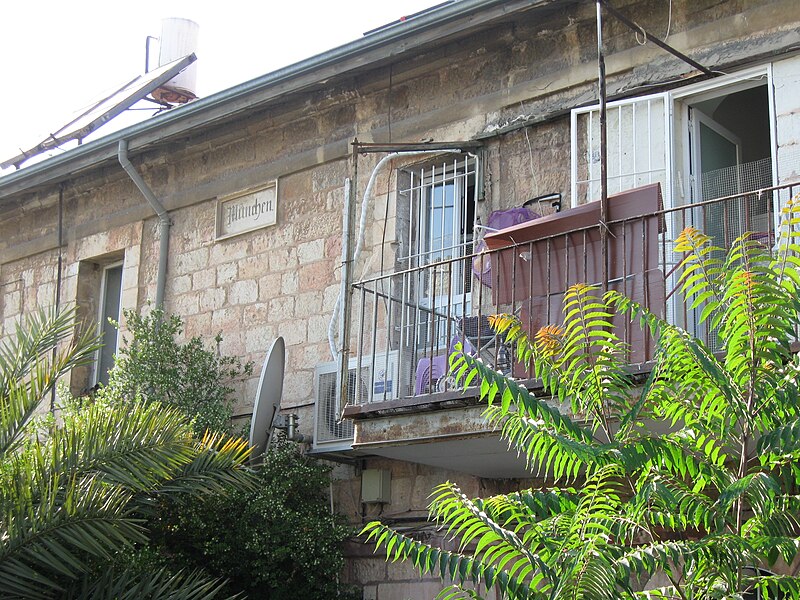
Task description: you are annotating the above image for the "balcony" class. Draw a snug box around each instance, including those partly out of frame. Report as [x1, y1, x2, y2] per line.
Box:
[332, 181, 799, 473]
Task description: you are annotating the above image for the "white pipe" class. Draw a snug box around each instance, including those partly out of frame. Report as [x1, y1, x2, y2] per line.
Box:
[327, 150, 462, 361]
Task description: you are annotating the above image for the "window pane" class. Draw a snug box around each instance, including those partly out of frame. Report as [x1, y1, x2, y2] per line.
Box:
[97, 264, 122, 386]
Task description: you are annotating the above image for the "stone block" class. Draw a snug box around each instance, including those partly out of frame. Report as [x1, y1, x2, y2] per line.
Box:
[4, 287, 22, 313]
[280, 368, 314, 405]
[362, 584, 377, 600]
[281, 271, 299, 295]
[269, 247, 298, 271]
[211, 306, 242, 331]
[174, 247, 209, 275]
[167, 274, 192, 296]
[209, 238, 249, 266]
[295, 290, 322, 317]
[171, 293, 199, 316]
[183, 312, 212, 339]
[229, 279, 258, 305]
[237, 255, 268, 279]
[322, 284, 340, 311]
[122, 265, 139, 291]
[269, 296, 295, 321]
[192, 267, 216, 290]
[36, 282, 55, 307]
[258, 275, 281, 301]
[243, 302, 270, 323]
[297, 341, 331, 370]
[277, 318, 307, 347]
[216, 262, 238, 285]
[297, 239, 324, 264]
[217, 331, 244, 357]
[120, 287, 139, 313]
[325, 234, 342, 259]
[199, 287, 226, 312]
[376, 580, 445, 600]
[124, 244, 141, 267]
[307, 314, 330, 344]
[352, 558, 387, 585]
[245, 324, 276, 354]
[389, 477, 413, 511]
[299, 261, 332, 292]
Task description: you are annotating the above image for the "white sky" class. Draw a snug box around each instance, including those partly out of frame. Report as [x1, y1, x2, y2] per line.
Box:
[0, 0, 440, 169]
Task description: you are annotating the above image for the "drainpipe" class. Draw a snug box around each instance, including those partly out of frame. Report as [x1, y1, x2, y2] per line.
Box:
[118, 140, 170, 308]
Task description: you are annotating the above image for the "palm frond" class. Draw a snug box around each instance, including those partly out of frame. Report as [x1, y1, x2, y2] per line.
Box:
[0, 472, 144, 599]
[63, 568, 242, 600]
[361, 520, 533, 599]
[0, 307, 100, 457]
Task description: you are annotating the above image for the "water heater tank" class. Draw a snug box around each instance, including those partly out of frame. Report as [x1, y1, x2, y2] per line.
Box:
[151, 17, 199, 104]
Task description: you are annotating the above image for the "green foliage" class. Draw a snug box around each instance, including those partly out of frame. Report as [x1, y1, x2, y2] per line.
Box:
[0, 307, 253, 599]
[149, 437, 359, 600]
[100, 306, 353, 598]
[364, 198, 800, 599]
[102, 307, 252, 436]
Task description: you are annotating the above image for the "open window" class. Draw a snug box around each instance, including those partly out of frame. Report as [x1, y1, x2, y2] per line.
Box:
[571, 67, 777, 346]
[675, 73, 775, 244]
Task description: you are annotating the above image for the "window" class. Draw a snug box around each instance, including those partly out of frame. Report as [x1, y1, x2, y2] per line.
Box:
[396, 155, 477, 352]
[571, 92, 672, 207]
[571, 66, 777, 345]
[95, 263, 123, 386]
[571, 67, 775, 214]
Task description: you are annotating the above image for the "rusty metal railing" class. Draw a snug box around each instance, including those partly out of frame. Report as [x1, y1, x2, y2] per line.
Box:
[348, 182, 800, 404]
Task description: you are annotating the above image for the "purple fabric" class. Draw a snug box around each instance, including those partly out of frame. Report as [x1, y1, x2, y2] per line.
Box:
[473, 207, 540, 287]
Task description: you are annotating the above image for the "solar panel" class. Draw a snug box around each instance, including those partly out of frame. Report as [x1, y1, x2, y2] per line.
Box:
[1, 53, 196, 170]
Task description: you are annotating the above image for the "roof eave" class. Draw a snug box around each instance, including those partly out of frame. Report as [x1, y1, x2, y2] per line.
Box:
[0, 0, 549, 199]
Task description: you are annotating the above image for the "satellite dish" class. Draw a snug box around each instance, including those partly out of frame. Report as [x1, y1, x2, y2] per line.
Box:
[248, 336, 285, 459]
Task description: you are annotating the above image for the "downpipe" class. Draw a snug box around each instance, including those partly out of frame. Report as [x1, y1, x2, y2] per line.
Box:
[117, 140, 170, 308]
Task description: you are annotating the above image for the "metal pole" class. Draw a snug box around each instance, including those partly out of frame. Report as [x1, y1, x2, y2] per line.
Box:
[50, 184, 65, 414]
[597, 0, 609, 293]
[339, 140, 359, 416]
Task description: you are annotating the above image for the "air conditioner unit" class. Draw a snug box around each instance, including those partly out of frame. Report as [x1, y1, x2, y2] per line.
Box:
[313, 351, 400, 450]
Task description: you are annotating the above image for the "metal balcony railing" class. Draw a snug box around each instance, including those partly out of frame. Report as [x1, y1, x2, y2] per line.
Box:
[346, 181, 800, 405]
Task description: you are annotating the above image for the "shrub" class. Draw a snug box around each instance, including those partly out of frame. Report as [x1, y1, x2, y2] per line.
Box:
[103, 307, 356, 598]
[151, 438, 359, 600]
[103, 307, 252, 436]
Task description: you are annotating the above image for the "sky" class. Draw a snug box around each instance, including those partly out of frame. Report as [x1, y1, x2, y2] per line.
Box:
[0, 0, 442, 170]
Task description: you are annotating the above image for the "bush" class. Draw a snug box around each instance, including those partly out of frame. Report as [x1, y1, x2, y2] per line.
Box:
[103, 307, 252, 436]
[151, 438, 359, 600]
[103, 307, 356, 598]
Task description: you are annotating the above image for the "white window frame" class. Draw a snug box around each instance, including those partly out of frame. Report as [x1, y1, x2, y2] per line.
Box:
[670, 64, 777, 210]
[93, 261, 124, 386]
[398, 155, 478, 352]
[570, 64, 777, 212]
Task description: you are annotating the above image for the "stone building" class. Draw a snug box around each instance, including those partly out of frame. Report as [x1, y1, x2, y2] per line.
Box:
[2, 0, 800, 597]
